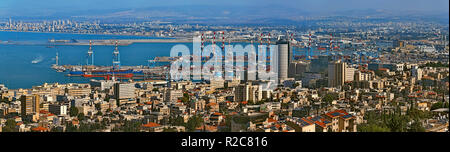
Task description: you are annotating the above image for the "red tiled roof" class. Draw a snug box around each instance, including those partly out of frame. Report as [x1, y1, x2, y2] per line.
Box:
[196, 125, 217, 131]
[40, 110, 50, 114]
[274, 124, 281, 129]
[142, 122, 161, 128]
[315, 121, 326, 128]
[267, 118, 277, 123]
[325, 109, 350, 118]
[32, 126, 49, 132]
[301, 118, 314, 125]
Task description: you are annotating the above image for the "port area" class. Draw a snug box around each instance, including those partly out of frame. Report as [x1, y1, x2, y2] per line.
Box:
[47, 38, 278, 46]
[52, 64, 169, 80]
[53, 39, 192, 46]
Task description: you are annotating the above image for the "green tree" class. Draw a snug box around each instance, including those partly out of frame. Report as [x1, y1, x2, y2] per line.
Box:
[322, 93, 337, 105]
[50, 126, 63, 132]
[95, 103, 101, 110]
[358, 124, 390, 132]
[0, 98, 11, 104]
[408, 119, 425, 132]
[65, 122, 78, 132]
[96, 111, 103, 116]
[431, 101, 448, 110]
[218, 115, 232, 132]
[162, 127, 178, 132]
[2, 119, 17, 132]
[69, 106, 79, 117]
[185, 115, 204, 131]
[385, 112, 407, 132]
[77, 113, 85, 121]
[118, 120, 142, 132]
[180, 93, 191, 105]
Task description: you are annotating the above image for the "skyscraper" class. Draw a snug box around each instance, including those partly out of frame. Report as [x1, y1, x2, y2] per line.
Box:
[328, 60, 346, 88]
[277, 38, 290, 81]
[20, 94, 40, 119]
[9, 18, 12, 29]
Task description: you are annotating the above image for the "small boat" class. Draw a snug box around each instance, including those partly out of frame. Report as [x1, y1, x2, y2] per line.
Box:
[31, 56, 43, 64]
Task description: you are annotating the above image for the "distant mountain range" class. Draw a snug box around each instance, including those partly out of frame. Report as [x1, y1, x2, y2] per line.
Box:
[2, 5, 448, 24]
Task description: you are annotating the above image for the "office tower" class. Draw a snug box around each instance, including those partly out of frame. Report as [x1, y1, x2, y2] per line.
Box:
[248, 84, 262, 103]
[90, 79, 116, 91]
[234, 84, 249, 102]
[310, 55, 331, 73]
[164, 89, 183, 102]
[20, 94, 40, 118]
[288, 61, 309, 79]
[288, 62, 297, 78]
[49, 104, 68, 116]
[355, 71, 373, 82]
[345, 67, 355, 82]
[328, 60, 346, 88]
[114, 83, 136, 100]
[277, 39, 290, 81]
[9, 18, 12, 29]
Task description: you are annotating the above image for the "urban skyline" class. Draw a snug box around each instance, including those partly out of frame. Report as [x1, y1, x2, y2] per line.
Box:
[0, 0, 448, 133]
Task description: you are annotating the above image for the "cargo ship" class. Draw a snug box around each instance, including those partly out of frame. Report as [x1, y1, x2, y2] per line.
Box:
[82, 72, 133, 80]
[67, 68, 144, 80]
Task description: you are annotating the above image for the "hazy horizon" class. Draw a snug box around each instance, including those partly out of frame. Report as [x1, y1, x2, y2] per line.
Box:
[1, 0, 448, 18]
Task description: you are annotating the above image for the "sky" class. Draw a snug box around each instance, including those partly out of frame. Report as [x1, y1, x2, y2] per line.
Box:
[0, 0, 448, 17]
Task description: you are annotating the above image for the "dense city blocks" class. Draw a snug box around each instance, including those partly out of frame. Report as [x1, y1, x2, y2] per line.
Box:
[0, 0, 448, 134]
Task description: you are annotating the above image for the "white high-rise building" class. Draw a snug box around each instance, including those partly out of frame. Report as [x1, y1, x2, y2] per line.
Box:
[345, 67, 355, 82]
[277, 39, 290, 82]
[411, 66, 423, 80]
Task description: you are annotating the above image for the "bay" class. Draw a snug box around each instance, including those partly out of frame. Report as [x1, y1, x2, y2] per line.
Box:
[0, 31, 328, 89]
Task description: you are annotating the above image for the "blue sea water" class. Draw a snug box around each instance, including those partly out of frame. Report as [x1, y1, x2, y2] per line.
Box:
[0, 31, 188, 89]
[0, 31, 325, 89]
